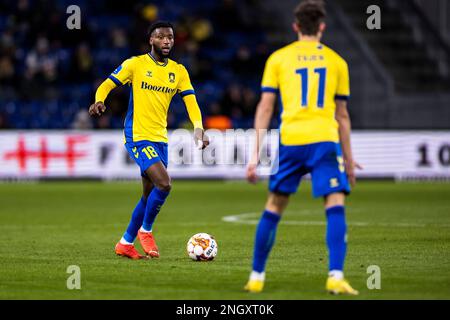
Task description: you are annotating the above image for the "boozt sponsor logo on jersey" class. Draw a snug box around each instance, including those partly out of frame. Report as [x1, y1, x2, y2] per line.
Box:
[141, 81, 176, 94]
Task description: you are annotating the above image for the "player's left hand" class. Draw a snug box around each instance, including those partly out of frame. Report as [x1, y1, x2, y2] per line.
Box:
[246, 163, 258, 184]
[345, 159, 363, 187]
[194, 128, 209, 150]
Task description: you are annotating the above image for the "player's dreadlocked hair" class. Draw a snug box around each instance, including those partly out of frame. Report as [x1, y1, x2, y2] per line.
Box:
[294, 0, 326, 36]
[147, 21, 174, 39]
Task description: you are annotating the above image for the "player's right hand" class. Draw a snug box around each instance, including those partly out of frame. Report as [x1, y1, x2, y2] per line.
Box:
[246, 163, 258, 184]
[89, 101, 106, 117]
[346, 160, 363, 187]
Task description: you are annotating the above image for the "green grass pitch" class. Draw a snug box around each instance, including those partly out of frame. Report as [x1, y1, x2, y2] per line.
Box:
[0, 180, 449, 299]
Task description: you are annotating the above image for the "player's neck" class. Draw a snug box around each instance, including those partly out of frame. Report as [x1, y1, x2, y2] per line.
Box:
[149, 50, 166, 63]
[298, 34, 321, 43]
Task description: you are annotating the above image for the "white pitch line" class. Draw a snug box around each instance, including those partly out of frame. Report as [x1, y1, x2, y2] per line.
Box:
[222, 212, 450, 228]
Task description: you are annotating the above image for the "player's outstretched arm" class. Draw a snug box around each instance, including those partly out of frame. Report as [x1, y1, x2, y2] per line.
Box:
[182, 94, 209, 149]
[335, 100, 362, 186]
[89, 78, 117, 117]
[247, 92, 277, 183]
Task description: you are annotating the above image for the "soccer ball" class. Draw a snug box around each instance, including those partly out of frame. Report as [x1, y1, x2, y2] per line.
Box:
[186, 233, 218, 261]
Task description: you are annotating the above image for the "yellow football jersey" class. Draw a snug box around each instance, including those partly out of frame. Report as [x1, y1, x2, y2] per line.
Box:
[108, 53, 196, 143]
[261, 40, 350, 146]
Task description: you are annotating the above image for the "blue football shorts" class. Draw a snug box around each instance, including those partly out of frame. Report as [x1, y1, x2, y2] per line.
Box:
[125, 140, 168, 177]
[269, 142, 351, 197]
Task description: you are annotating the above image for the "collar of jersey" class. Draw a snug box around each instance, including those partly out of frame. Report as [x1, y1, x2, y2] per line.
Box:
[296, 40, 321, 45]
[147, 53, 168, 67]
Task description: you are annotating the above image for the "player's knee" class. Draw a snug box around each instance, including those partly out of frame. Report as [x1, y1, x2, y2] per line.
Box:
[266, 192, 289, 214]
[156, 179, 171, 193]
[324, 192, 345, 208]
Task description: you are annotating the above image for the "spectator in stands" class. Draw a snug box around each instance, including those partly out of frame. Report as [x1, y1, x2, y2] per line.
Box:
[0, 28, 19, 89]
[0, 55, 16, 86]
[0, 29, 16, 57]
[190, 18, 214, 43]
[1, 0, 270, 130]
[68, 43, 94, 83]
[0, 112, 9, 129]
[241, 86, 258, 118]
[132, 3, 159, 53]
[218, 83, 258, 128]
[12, 0, 33, 23]
[110, 27, 129, 49]
[220, 83, 243, 117]
[72, 110, 93, 130]
[24, 36, 59, 84]
[231, 45, 263, 77]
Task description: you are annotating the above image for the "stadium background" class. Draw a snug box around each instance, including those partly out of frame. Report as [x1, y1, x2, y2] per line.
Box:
[0, 0, 449, 300]
[0, 0, 449, 180]
[0, 0, 449, 132]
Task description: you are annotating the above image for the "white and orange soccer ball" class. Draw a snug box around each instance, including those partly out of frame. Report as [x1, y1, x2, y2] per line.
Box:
[186, 233, 218, 261]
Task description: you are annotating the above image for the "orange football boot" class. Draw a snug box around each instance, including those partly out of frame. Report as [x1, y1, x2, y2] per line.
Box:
[138, 230, 160, 258]
[115, 242, 147, 260]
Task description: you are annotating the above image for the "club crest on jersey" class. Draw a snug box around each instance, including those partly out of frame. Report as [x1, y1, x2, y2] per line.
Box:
[168, 72, 175, 83]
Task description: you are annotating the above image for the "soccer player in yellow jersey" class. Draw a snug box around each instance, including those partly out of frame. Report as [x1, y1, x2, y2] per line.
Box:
[244, 1, 361, 294]
[89, 21, 209, 260]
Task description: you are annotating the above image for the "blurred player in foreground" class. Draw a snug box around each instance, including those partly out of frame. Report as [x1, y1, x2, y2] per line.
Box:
[245, 1, 361, 294]
[89, 21, 209, 259]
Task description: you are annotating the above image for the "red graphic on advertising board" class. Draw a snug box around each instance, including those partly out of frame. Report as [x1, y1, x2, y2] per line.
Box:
[4, 135, 89, 174]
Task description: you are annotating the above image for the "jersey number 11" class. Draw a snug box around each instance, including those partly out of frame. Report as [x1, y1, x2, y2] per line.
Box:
[295, 67, 326, 108]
